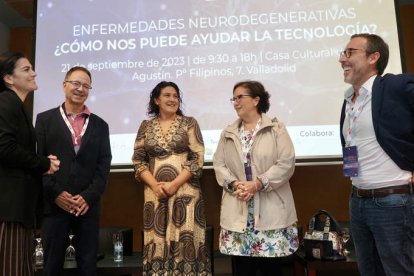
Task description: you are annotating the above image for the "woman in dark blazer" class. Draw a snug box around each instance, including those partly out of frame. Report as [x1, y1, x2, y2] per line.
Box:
[0, 52, 59, 276]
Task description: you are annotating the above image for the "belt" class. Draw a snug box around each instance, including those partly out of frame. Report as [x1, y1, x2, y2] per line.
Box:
[352, 183, 413, 198]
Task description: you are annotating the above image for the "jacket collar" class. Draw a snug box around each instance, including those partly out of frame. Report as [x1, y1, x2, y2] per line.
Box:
[56, 105, 93, 156]
[223, 113, 277, 137]
[371, 74, 382, 134]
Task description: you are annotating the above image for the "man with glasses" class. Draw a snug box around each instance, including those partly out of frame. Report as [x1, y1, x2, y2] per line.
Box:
[339, 33, 414, 276]
[35, 66, 112, 275]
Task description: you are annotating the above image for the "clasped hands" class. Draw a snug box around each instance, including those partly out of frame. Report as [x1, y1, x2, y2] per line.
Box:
[232, 180, 262, 202]
[151, 181, 179, 199]
[55, 191, 89, 216]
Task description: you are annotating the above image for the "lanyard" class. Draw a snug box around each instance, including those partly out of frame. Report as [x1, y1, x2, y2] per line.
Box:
[344, 88, 370, 147]
[239, 118, 261, 163]
[59, 105, 89, 146]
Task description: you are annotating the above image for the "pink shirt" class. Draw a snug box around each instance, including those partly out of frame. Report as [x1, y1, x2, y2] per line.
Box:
[66, 105, 91, 147]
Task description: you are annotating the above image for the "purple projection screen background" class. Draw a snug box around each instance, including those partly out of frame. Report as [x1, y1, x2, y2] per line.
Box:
[34, 0, 402, 165]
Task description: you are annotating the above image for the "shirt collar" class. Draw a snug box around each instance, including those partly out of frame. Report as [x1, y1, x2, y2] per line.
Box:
[344, 74, 377, 103]
[61, 103, 91, 117]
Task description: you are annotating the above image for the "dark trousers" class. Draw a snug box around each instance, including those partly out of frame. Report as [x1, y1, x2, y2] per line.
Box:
[232, 255, 283, 276]
[42, 211, 99, 276]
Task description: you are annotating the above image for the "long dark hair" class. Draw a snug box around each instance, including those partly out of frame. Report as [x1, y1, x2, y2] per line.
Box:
[0, 52, 25, 91]
[147, 81, 184, 117]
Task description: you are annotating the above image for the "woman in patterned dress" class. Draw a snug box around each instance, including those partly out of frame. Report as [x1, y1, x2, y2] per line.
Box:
[132, 81, 211, 275]
[213, 81, 299, 275]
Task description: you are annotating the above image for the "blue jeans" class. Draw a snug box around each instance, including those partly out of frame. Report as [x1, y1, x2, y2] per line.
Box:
[350, 192, 414, 276]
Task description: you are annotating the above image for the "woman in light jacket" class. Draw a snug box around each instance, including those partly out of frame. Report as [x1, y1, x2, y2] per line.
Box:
[213, 80, 298, 276]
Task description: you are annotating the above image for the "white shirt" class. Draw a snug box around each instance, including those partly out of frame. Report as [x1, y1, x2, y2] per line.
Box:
[343, 75, 412, 189]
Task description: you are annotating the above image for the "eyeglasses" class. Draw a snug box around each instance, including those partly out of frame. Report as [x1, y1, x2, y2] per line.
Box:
[230, 94, 252, 104]
[65, 80, 92, 90]
[339, 48, 366, 58]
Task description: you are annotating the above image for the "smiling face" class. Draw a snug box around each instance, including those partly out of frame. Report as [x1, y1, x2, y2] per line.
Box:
[4, 57, 37, 95]
[339, 36, 379, 89]
[232, 86, 259, 119]
[63, 69, 91, 109]
[154, 86, 180, 117]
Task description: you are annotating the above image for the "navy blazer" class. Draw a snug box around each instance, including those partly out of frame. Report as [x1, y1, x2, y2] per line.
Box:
[0, 89, 50, 228]
[35, 106, 112, 216]
[340, 73, 414, 171]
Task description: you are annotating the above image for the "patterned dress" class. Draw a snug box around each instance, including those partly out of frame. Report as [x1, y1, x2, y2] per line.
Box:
[219, 125, 299, 257]
[132, 115, 211, 276]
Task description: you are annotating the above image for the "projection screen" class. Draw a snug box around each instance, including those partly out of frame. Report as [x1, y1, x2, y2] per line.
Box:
[34, 0, 403, 166]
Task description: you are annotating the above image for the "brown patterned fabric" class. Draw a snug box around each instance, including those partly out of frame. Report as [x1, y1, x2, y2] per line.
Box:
[0, 222, 34, 276]
[133, 116, 211, 275]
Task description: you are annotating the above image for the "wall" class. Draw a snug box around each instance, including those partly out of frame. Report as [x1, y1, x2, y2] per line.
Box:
[400, 5, 414, 73]
[8, 27, 33, 61]
[102, 4, 414, 251]
[7, 5, 414, 252]
[101, 165, 351, 251]
[0, 22, 10, 53]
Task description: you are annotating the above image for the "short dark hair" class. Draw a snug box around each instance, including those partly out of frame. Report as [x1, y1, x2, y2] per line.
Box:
[351, 33, 389, 75]
[0, 52, 25, 91]
[233, 80, 270, 114]
[65, 66, 92, 82]
[147, 81, 184, 117]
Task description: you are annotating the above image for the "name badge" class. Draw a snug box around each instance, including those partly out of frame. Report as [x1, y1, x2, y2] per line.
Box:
[343, 146, 358, 177]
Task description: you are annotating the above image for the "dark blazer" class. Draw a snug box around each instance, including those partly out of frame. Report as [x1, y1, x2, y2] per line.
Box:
[340, 73, 414, 171]
[0, 89, 50, 228]
[35, 105, 112, 215]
